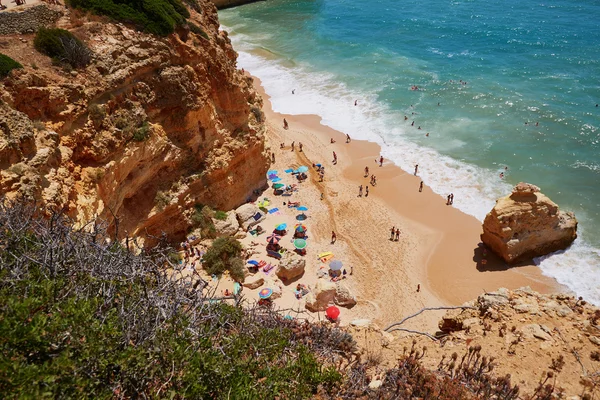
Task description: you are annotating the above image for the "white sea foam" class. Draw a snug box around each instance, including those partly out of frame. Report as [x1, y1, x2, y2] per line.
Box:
[224, 25, 600, 305]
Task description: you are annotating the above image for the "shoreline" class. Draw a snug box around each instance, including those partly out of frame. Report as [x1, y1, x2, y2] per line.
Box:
[250, 74, 565, 316]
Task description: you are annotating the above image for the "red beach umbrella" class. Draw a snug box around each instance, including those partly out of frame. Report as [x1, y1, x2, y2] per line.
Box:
[326, 306, 340, 320]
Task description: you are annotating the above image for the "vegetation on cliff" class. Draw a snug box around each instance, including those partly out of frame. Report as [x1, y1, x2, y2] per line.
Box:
[33, 28, 92, 69]
[67, 0, 190, 36]
[0, 53, 23, 78]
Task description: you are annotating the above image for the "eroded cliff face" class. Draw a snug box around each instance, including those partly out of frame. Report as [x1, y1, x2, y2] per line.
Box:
[481, 183, 577, 264]
[0, 2, 270, 244]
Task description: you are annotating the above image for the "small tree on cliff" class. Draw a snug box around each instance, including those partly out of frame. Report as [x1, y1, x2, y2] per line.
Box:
[202, 237, 245, 282]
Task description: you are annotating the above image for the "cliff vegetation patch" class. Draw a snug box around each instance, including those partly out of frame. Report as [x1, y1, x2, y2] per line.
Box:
[33, 28, 92, 69]
[0, 53, 23, 78]
[67, 0, 190, 36]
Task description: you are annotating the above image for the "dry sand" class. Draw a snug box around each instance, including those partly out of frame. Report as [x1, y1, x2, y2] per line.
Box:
[244, 75, 565, 332]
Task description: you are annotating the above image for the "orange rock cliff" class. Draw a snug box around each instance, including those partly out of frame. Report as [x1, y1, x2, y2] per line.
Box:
[0, 2, 271, 245]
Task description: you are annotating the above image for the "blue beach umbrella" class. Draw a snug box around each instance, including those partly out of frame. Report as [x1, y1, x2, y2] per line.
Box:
[297, 206, 308, 211]
[271, 177, 282, 182]
[297, 166, 309, 173]
[275, 223, 287, 231]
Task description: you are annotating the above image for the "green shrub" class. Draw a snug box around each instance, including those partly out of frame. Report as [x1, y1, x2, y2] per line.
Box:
[214, 210, 228, 221]
[0, 53, 23, 78]
[67, 0, 190, 36]
[88, 103, 105, 127]
[188, 21, 209, 40]
[34, 28, 92, 69]
[132, 121, 150, 142]
[202, 237, 244, 280]
[154, 190, 171, 210]
[192, 204, 216, 238]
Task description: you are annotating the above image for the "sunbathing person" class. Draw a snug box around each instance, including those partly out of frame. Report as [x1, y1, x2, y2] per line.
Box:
[286, 201, 300, 207]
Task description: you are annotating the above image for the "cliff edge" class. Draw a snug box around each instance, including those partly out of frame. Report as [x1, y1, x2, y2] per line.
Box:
[0, 1, 270, 244]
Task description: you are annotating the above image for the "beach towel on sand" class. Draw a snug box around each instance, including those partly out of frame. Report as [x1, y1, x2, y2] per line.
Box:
[268, 208, 279, 214]
[284, 169, 294, 173]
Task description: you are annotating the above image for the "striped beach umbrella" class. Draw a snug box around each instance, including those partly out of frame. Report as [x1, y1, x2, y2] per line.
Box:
[266, 234, 281, 244]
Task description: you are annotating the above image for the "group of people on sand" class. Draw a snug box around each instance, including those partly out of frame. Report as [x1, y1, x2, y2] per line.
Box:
[357, 184, 369, 197]
[446, 193, 454, 205]
[389, 226, 401, 241]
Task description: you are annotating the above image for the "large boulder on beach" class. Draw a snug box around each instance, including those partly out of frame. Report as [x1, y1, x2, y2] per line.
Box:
[212, 211, 239, 236]
[334, 283, 357, 308]
[481, 183, 577, 264]
[235, 203, 265, 230]
[305, 280, 337, 312]
[243, 277, 264, 290]
[276, 252, 306, 281]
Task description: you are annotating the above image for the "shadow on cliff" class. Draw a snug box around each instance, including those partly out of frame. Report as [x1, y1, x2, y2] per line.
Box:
[473, 246, 532, 272]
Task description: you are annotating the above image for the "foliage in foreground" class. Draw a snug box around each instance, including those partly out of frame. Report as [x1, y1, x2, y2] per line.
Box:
[33, 28, 92, 69]
[0, 202, 341, 399]
[0, 53, 23, 79]
[67, 0, 190, 36]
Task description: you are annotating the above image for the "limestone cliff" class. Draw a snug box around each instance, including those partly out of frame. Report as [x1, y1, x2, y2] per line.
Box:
[481, 183, 577, 264]
[0, 1, 270, 244]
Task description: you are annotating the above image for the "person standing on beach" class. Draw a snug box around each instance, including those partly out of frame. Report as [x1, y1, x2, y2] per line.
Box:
[271, 152, 275, 163]
[333, 151, 337, 164]
[417, 284, 420, 292]
[379, 156, 384, 167]
[364, 166, 369, 177]
[390, 226, 395, 240]
[291, 141, 295, 151]
[414, 164, 418, 176]
[299, 142, 303, 152]
[450, 193, 454, 204]
[395, 228, 400, 241]
[365, 186, 369, 197]
[283, 118, 289, 130]
[346, 134, 351, 143]
[331, 231, 337, 244]
[447, 194, 451, 205]
[419, 181, 423, 192]
[358, 185, 363, 197]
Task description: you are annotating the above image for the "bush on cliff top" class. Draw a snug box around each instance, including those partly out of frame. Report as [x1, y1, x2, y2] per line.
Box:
[0, 53, 23, 78]
[67, 0, 190, 36]
[34, 28, 92, 69]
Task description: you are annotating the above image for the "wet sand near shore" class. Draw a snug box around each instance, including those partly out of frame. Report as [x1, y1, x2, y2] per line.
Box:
[249, 74, 565, 330]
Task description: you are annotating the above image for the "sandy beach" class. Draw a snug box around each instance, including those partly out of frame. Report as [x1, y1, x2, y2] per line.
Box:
[239, 74, 565, 331]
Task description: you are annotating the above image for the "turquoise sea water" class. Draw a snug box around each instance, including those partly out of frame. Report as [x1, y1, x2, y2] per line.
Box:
[219, 0, 600, 303]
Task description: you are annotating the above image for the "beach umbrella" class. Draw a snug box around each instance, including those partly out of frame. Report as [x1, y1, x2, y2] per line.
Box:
[272, 183, 285, 189]
[275, 223, 287, 231]
[329, 260, 343, 271]
[297, 166, 309, 173]
[295, 224, 307, 232]
[266, 234, 281, 244]
[326, 305, 340, 320]
[259, 288, 273, 299]
[297, 206, 308, 211]
[271, 177, 282, 182]
[293, 239, 307, 250]
[296, 214, 307, 221]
